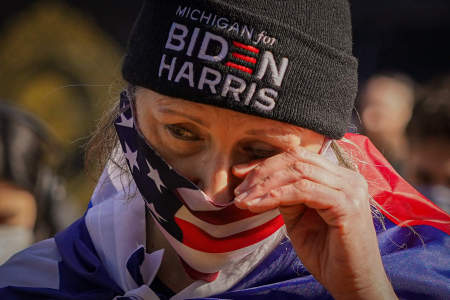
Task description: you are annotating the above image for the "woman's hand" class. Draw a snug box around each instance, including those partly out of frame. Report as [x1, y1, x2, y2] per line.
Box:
[233, 147, 397, 300]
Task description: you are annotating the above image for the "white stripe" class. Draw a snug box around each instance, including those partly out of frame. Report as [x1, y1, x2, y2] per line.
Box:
[171, 229, 286, 300]
[0, 238, 61, 289]
[85, 162, 147, 292]
[323, 141, 339, 164]
[175, 206, 280, 238]
[176, 188, 227, 211]
[154, 219, 282, 274]
[89, 150, 135, 207]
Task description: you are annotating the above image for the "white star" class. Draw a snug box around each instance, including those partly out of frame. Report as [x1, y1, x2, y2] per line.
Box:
[146, 202, 167, 223]
[146, 160, 165, 193]
[116, 113, 134, 128]
[124, 142, 139, 171]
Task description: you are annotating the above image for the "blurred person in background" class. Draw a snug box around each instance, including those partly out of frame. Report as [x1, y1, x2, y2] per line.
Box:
[0, 102, 77, 264]
[405, 75, 450, 213]
[358, 72, 415, 174]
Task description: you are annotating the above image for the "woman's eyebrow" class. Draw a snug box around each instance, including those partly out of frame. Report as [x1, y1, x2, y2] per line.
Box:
[245, 128, 303, 146]
[157, 108, 210, 127]
[245, 127, 302, 136]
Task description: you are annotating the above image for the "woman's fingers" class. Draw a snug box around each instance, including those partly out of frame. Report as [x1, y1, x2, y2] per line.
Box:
[235, 178, 346, 214]
[234, 161, 347, 204]
[235, 177, 371, 229]
[232, 145, 370, 223]
[234, 147, 345, 195]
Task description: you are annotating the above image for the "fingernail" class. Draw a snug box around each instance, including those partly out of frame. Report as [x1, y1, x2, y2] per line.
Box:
[235, 182, 248, 195]
[233, 162, 255, 173]
[246, 197, 262, 206]
[234, 191, 248, 202]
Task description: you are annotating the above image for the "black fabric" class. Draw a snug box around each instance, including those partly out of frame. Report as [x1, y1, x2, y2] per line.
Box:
[122, 0, 358, 139]
[149, 277, 175, 299]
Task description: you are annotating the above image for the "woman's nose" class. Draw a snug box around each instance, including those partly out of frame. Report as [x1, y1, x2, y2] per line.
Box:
[196, 157, 239, 205]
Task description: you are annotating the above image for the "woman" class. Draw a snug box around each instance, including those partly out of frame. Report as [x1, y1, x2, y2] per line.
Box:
[0, 0, 448, 299]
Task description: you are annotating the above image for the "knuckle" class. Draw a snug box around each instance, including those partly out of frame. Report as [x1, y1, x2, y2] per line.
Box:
[292, 146, 307, 157]
[287, 147, 309, 160]
[330, 192, 348, 214]
[343, 172, 368, 192]
[281, 150, 296, 163]
[252, 164, 264, 177]
[268, 187, 282, 198]
[294, 162, 313, 177]
[250, 175, 272, 195]
[258, 175, 272, 189]
[336, 191, 347, 204]
[287, 162, 303, 178]
[349, 196, 367, 213]
[251, 184, 263, 195]
[294, 179, 311, 192]
[353, 174, 368, 194]
[247, 165, 264, 183]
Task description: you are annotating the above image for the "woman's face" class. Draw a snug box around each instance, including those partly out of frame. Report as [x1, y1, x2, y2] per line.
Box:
[135, 88, 324, 204]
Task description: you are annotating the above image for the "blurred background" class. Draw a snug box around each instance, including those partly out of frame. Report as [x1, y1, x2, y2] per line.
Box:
[0, 0, 449, 259]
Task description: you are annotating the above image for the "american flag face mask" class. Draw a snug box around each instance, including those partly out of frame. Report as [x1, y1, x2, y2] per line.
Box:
[114, 89, 285, 282]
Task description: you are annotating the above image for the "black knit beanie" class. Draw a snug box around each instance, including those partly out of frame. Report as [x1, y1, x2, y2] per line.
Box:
[122, 0, 358, 139]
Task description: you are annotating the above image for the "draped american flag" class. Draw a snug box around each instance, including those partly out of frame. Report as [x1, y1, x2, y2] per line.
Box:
[0, 91, 450, 300]
[0, 120, 448, 299]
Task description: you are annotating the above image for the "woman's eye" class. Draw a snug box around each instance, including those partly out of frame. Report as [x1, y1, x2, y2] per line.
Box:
[165, 124, 200, 141]
[244, 147, 277, 159]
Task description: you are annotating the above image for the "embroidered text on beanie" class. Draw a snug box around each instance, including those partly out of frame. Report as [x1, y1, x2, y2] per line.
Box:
[122, 0, 358, 139]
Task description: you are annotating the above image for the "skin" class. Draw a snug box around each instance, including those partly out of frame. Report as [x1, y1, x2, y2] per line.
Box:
[0, 181, 37, 229]
[136, 87, 397, 299]
[361, 77, 414, 136]
[360, 76, 414, 164]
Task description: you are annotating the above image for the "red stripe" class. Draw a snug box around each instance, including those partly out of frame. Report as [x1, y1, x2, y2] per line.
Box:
[225, 62, 253, 74]
[232, 52, 257, 64]
[232, 41, 260, 54]
[179, 258, 219, 282]
[340, 133, 450, 235]
[175, 215, 284, 253]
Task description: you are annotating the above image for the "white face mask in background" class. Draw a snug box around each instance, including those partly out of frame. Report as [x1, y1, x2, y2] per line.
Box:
[0, 225, 33, 265]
